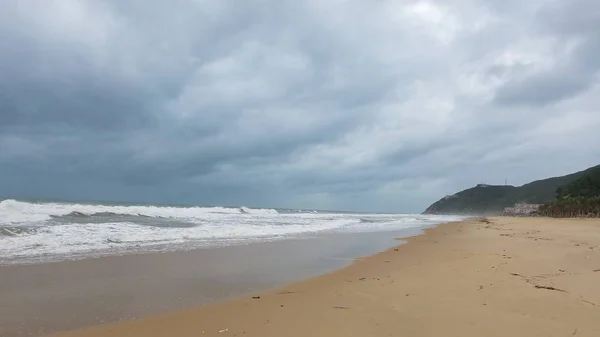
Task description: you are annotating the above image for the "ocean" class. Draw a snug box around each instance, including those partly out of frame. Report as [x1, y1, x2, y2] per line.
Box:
[0, 199, 464, 265]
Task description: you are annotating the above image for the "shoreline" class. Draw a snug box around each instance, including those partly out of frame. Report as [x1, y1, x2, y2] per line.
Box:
[1, 226, 430, 337]
[46, 217, 600, 337]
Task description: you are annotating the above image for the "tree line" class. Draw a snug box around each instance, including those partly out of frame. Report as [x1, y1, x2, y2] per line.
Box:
[536, 166, 600, 218]
[537, 196, 600, 218]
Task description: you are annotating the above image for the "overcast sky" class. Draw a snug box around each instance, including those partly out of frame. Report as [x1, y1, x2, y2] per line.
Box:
[0, 0, 599, 212]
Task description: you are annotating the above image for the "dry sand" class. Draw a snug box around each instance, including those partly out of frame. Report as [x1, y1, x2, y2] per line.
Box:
[49, 217, 600, 337]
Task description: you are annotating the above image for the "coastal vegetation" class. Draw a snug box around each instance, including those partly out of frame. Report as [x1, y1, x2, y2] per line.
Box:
[537, 197, 600, 218]
[537, 166, 600, 218]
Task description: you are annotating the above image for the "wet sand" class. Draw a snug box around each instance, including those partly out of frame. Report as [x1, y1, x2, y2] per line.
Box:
[47, 217, 600, 337]
[1, 228, 424, 337]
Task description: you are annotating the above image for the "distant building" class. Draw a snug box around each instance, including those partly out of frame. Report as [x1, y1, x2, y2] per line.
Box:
[503, 203, 542, 216]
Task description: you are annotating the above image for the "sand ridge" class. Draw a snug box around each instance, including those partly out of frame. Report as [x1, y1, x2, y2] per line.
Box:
[48, 217, 600, 337]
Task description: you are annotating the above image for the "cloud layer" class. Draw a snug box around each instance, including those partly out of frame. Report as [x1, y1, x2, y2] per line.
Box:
[1, 0, 599, 212]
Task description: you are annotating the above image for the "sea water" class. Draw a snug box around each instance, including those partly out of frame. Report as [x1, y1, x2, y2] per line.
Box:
[0, 199, 464, 264]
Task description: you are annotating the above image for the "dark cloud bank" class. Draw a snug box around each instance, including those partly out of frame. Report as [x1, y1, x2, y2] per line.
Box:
[1, 0, 599, 212]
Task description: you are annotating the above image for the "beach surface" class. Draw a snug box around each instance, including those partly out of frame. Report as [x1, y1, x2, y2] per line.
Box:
[1, 228, 426, 337]
[43, 217, 600, 337]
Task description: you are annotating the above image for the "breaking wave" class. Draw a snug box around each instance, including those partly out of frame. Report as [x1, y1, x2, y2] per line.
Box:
[0, 199, 279, 225]
[0, 199, 465, 264]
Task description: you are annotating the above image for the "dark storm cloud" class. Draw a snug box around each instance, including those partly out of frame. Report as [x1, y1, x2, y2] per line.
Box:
[492, 0, 600, 107]
[1, 0, 600, 212]
[492, 70, 594, 107]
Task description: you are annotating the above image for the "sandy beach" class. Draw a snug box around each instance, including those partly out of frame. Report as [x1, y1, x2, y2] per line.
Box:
[1, 228, 424, 337]
[39, 217, 600, 337]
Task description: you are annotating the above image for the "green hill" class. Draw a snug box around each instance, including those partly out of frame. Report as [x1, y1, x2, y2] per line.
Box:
[556, 166, 600, 199]
[423, 165, 600, 215]
[537, 166, 600, 218]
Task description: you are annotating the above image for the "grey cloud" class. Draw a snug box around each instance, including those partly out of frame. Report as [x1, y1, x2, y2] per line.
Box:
[492, 70, 594, 107]
[492, 0, 600, 107]
[1, 0, 600, 212]
[536, 0, 600, 37]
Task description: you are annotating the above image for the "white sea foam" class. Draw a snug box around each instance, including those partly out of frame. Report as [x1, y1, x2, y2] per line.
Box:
[0, 199, 279, 225]
[239, 206, 279, 215]
[0, 199, 465, 264]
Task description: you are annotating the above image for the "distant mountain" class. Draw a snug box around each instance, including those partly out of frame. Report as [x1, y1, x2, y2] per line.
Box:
[423, 165, 600, 215]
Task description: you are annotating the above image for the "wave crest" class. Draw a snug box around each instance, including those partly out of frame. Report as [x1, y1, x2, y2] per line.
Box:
[0, 199, 279, 225]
